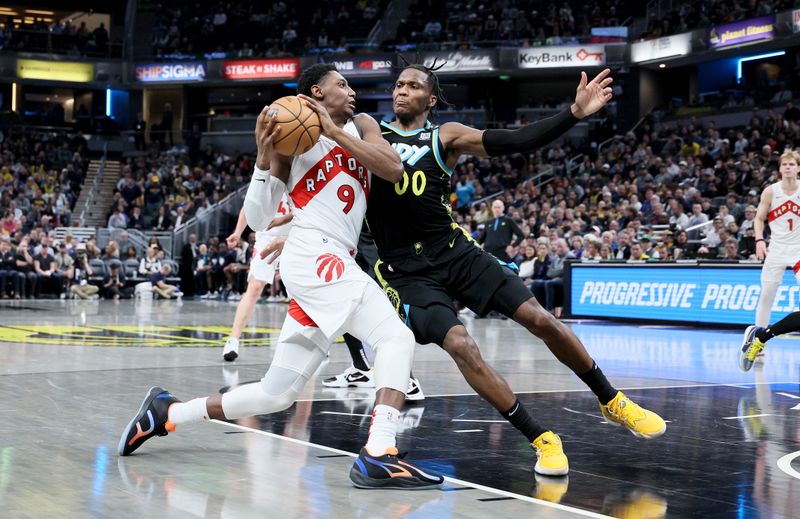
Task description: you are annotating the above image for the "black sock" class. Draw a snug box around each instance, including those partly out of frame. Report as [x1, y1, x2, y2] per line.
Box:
[343, 333, 371, 372]
[501, 399, 548, 442]
[756, 327, 775, 343]
[758, 311, 800, 343]
[577, 362, 617, 405]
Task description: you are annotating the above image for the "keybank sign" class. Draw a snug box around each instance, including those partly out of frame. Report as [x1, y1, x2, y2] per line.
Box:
[569, 265, 799, 325]
[519, 46, 606, 68]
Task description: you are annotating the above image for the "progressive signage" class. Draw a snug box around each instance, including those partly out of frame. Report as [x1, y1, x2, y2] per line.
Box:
[17, 59, 94, 82]
[708, 16, 775, 49]
[630, 33, 692, 63]
[420, 51, 496, 72]
[518, 45, 606, 68]
[223, 59, 300, 80]
[569, 264, 798, 325]
[135, 62, 206, 82]
[319, 56, 393, 76]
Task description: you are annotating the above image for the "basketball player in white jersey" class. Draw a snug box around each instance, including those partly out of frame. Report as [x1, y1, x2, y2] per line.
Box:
[222, 197, 291, 362]
[119, 64, 444, 490]
[742, 149, 800, 364]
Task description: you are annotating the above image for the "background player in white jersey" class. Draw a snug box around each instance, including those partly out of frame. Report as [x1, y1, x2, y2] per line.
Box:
[222, 197, 291, 362]
[119, 64, 443, 490]
[746, 149, 800, 352]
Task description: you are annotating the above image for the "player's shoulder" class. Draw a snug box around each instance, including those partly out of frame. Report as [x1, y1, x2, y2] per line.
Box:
[352, 113, 380, 131]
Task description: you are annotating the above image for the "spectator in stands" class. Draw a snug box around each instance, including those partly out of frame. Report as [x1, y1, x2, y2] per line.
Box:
[139, 246, 161, 276]
[630, 241, 649, 261]
[84, 238, 101, 260]
[721, 237, 743, 260]
[455, 177, 476, 214]
[15, 241, 36, 298]
[128, 206, 145, 230]
[194, 243, 212, 297]
[124, 246, 138, 261]
[33, 244, 60, 297]
[525, 242, 551, 308]
[103, 241, 121, 261]
[70, 244, 99, 300]
[102, 263, 130, 300]
[480, 199, 524, 263]
[108, 206, 127, 229]
[0, 237, 22, 298]
[545, 238, 573, 317]
[54, 242, 74, 296]
[153, 205, 172, 231]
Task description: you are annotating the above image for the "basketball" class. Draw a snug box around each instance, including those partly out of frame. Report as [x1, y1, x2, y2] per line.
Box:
[268, 95, 322, 156]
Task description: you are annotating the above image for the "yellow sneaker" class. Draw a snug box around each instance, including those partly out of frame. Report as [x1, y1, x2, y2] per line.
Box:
[600, 391, 666, 439]
[531, 431, 569, 476]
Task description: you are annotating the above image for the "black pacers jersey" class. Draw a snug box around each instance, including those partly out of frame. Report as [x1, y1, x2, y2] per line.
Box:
[367, 120, 455, 252]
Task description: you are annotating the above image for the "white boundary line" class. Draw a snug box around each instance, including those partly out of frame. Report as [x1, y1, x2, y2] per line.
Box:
[777, 451, 800, 481]
[722, 413, 774, 420]
[210, 419, 613, 518]
[293, 380, 797, 403]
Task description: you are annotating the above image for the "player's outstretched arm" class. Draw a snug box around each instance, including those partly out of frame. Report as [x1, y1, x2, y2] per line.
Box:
[754, 185, 773, 260]
[244, 106, 289, 231]
[441, 69, 614, 159]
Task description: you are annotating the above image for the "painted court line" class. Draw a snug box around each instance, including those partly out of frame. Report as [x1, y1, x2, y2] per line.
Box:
[453, 429, 483, 433]
[777, 392, 800, 400]
[722, 413, 775, 420]
[210, 419, 613, 518]
[319, 411, 372, 417]
[451, 418, 508, 423]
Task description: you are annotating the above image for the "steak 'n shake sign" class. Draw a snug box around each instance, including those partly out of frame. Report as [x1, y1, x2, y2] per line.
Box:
[223, 59, 300, 80]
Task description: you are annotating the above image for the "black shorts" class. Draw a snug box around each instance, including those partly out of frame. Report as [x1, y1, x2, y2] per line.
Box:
[375, 227, 532, 346]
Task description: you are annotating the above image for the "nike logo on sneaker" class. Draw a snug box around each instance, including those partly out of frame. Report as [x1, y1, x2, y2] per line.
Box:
[346, 372, 369, 383]
[255, 179, 265, 183]
[128, 410, 155, 446]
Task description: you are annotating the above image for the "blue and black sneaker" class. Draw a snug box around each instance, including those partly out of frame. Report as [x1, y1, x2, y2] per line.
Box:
[349, 447, 443, 490]
[118, 387, 180, 456]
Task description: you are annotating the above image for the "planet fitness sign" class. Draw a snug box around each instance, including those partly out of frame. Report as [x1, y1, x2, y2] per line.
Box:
[708, 16, 775, 49]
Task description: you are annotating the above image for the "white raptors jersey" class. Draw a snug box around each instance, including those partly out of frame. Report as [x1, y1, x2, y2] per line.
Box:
[255, 193, 291, 241]
[768, 182, 800, 247]
[285, 119, 370, 251]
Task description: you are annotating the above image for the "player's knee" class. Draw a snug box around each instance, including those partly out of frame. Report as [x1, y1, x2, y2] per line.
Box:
[371, 318, 414, 356]
[519, 299, 558, 332]
[443, 328, 485, 373]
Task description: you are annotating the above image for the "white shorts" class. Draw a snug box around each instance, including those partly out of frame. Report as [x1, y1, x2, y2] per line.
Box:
[761, 245, 800, 284]
[279, 226, 393, 340]
[249, 236, 280, 284]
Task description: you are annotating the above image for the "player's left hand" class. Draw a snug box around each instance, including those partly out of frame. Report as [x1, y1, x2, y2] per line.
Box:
[298, 94, 340, 139]
[571, 68, 613, 119]
[268, 214, 293, 230]
[259, 236, 287, 264]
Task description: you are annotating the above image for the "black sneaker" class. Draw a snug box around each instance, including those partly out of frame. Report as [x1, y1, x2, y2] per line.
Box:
[349, 447, 443, 490]
[118, 387, 180, 456]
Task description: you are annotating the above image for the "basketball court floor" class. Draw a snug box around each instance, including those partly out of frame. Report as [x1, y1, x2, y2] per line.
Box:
[1, 299, 799, 518]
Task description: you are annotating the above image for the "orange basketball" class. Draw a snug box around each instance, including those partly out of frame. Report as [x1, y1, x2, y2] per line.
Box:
[267, 95, 322, 156]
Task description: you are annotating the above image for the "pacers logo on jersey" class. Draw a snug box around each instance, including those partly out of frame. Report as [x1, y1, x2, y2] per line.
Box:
[316, 253, 345, 282]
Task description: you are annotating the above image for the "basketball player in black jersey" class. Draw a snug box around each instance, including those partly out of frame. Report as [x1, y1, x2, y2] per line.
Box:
[333, 64, 666, 475]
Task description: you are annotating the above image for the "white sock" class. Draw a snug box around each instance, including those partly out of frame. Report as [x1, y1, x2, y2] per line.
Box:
[365, 404, 400, 455]
[224, 338, 240, 354]
[168, 397, 209, 425]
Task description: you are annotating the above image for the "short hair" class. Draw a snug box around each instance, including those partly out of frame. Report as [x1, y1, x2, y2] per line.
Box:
[779, 149, 800, 165]
[397, 56, 450, 117]
[297, 64, 337, 97]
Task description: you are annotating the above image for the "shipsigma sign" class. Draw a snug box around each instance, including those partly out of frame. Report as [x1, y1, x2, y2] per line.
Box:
[135, 62, 206, 82]
[569, 265, 799, 325]
[518, 46, 606, 68]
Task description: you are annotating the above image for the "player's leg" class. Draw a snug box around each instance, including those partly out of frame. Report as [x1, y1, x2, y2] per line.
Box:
[505, 288, 665, 439]
[322, 333, 375, 387]
[740, 310, 800, 371]
[755, 254, 785, 326]
[223, 277, 266, 361]
[345, 282, 443, 488]
[119, 313, 328, 456]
